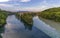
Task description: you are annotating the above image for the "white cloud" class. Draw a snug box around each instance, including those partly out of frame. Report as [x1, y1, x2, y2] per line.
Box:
[36, 0, 49, 11]
[0, 0, 9, 2]
[37, 0, 60, 11]
[20, 0, 60, 11]
[0, 3, 48, 12]
[0, 4, 16, 11]
[20, 0, 31, 2]
[0, 4, 14, 7]
[0, 0, 60, 12]
[9, 0, 31, 2]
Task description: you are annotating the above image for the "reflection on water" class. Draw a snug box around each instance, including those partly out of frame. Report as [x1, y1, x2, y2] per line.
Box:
[0, 27, 4, 38]
[24, 23, 33, 30]
[0, 35, 2, 38]
[19, 16, 33, 30]
[1, 15, 51, 38]
[33, 16, 60, 38]
[20, 18, 33, 30]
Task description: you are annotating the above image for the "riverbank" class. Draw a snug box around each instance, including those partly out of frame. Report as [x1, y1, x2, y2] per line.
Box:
[0, 12, 8, 38]
[0, 10, 15, 27]
[39, 17, 60, 32]
[0, 12, 8, 27]
[33, 16, 60, 38]
[38, 7, 60, 22]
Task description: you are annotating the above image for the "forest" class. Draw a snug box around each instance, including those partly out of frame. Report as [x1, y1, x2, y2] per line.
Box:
[38, 7, 60, 22]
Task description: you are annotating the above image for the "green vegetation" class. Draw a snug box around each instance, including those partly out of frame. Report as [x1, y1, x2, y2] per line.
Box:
[0, 9, 14, 27]
[16, 13, 36, 30]
[0, 10, 8, 27]
[21, 13, 33, 25]
[0, 10, 8, 38]
[16, 13, 33, 25]
[0, 9, 15, 38]
[38, 7, 60, 22]
[16, 7, 60, 25]
[16, 13, 21, 19]
[16, 12, 39, 30]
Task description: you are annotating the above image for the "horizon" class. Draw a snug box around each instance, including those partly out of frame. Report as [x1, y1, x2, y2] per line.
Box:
[0, 0, 60, 12]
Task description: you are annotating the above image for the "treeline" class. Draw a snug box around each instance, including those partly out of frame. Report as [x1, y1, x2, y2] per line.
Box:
[16, 7, 60, 24]
[16, 12, 39, 25]
[16, 13, 34, 25]
[0, 9, 15, 27]
[0, 10, 8, 27]
[39, 7, 60, 22]
[16, 12, 37, 30]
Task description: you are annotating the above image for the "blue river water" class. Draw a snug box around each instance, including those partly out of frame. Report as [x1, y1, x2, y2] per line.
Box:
[1, 15, 51, 38]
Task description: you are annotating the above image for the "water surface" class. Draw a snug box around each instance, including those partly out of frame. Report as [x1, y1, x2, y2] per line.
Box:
[2, 15, 51, 38]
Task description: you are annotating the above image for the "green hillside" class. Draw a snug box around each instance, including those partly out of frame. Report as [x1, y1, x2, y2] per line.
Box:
[39, 7, 60, 22]
[0, 10, 8, 27]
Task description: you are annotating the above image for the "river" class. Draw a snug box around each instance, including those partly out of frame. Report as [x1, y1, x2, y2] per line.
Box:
[1, 15, 51, 38]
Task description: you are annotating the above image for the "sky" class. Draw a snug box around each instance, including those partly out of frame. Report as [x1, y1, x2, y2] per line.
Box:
[0, 0, 60, 12]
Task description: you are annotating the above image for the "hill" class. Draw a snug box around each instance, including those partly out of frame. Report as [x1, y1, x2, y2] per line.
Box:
[39, 7, 60, 22]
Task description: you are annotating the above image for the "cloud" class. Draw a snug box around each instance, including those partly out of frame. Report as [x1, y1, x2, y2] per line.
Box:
[0, 4, 17, 11]
[9, 0, 31, 2]
[23, 0, 60, 11]
[20, 0, 31, 2]
[0, 0, 9, 2]
[0, 0, 60, 12]
[37, 0, 49, 11]
[37, 0, 60, 11]
[0, 4, 13, 7]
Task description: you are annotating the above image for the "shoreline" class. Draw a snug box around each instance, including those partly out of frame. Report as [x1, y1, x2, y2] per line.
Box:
[39, 17, 60, 32]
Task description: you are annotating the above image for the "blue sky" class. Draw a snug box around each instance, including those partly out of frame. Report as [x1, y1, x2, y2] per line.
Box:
[0, 0, 60, 12]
